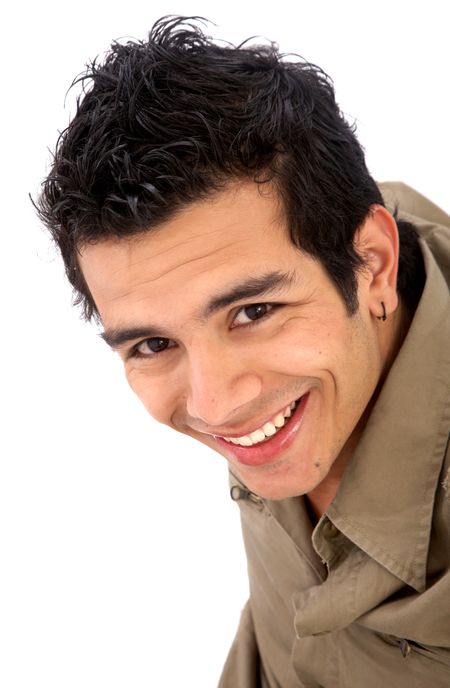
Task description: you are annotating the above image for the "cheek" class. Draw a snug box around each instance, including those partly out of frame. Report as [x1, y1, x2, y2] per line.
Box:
[264, 314, 349, 373]
[265, 313, 380, 419]
[332, 322, 381, 412]
[125, 367, 180, 425]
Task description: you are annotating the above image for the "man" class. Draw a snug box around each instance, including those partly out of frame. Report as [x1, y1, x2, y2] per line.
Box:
[38, 16, 450, 687]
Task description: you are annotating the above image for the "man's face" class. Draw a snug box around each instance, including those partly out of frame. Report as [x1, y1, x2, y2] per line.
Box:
[80, 182, 384, 500]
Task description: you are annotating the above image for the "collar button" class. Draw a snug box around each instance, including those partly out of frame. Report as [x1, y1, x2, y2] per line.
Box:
[230, 485, 245, 501]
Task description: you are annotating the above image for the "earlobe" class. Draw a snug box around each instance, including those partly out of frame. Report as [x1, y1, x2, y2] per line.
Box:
[356, 205, 400, 319]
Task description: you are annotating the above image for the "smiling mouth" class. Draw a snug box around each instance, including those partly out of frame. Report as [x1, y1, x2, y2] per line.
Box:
[216, 398, 301, 447]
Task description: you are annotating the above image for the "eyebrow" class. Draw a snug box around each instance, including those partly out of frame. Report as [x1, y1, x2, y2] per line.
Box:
[100, 270, 296, 349]
[202, 270, 296, 317]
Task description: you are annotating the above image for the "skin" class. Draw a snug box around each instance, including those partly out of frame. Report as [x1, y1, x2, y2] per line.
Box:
[79, 181, 405, 514]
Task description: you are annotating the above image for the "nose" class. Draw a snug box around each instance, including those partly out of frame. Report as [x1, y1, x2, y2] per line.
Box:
[185, 341, 262, 427]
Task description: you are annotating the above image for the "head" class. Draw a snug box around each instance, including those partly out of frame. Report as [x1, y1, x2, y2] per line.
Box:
[38, 16, 423, 499]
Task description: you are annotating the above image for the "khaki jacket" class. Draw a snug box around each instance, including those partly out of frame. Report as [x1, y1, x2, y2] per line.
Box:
[219, 183, 450, 687]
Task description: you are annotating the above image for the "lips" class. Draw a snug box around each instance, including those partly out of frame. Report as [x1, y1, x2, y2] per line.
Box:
[213, 393, 309, 467]
[218, 400, 298, 446]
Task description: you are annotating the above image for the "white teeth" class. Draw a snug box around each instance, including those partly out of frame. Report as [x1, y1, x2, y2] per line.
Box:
[249, 429, 266, 443]
[262, 422, 277, 436]
[274, 413, 285, 428]
[219, 398, 300, 447]
[237, 436, 253, 447]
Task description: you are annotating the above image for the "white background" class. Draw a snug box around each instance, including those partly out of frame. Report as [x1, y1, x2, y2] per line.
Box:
[1, 1, 448, 686]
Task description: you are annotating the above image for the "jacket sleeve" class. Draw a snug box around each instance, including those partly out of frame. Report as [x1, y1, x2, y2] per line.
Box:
[218, 600, 263, 688]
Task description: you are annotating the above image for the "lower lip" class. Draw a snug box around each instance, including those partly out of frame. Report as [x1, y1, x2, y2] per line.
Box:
[214, 393, 309, 467]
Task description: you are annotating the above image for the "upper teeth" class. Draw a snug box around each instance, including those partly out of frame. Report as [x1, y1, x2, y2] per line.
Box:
[220, 401, 297, 447]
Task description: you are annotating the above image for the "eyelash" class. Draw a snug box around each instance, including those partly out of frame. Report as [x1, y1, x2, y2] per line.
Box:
[128, 302, 280, 360]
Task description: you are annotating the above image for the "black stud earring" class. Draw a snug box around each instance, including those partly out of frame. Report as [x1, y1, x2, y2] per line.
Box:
[376, 301, 387, 321]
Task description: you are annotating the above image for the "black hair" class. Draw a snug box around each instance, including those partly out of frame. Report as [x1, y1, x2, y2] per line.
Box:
[37, 15, 423, 320]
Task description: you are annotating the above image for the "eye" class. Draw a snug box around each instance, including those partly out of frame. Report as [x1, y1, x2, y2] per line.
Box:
[232, 303, 274, 327]
[133, 337, 175, 357]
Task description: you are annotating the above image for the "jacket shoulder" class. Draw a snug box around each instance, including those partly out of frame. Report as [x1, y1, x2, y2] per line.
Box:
[378, 181, 450, 230]
[378, 181, 450, 285]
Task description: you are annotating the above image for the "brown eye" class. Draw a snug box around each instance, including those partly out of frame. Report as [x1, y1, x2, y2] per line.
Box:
[245, 304, 270, 320]
[136, 337, 172, 355]
[233, 303, 273, 326]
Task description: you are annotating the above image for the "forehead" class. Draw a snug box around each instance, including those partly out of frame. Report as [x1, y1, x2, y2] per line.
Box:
[79, 182, 296, 320]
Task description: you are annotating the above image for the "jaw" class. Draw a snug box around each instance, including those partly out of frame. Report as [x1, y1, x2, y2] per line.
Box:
[219, 388, 355, 503]
[211, 391, 333, 500]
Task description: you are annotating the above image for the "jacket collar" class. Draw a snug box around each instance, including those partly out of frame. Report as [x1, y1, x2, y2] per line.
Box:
[327, 239, 450, 592]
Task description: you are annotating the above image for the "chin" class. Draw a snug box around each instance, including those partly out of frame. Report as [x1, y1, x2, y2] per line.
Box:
[232, 460, 321, 502]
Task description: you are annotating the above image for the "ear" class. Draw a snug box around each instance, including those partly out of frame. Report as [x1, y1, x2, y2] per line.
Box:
[354, 205, 400, 319]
